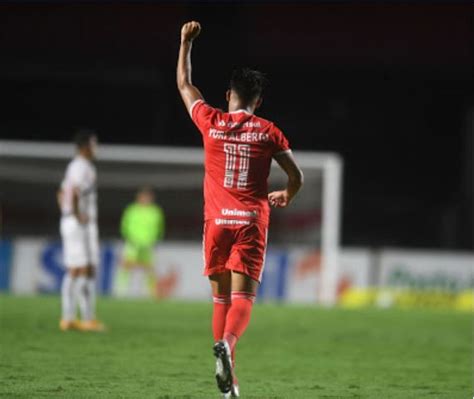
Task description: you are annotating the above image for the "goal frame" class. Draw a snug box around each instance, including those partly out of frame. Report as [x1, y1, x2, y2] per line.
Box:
[0, 140, 343, 305]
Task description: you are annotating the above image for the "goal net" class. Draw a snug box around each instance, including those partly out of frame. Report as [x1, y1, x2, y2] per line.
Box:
[0, 140, 342, 304]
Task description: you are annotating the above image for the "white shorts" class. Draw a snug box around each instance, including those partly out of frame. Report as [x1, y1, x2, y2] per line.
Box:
[60, 217, 99, 268]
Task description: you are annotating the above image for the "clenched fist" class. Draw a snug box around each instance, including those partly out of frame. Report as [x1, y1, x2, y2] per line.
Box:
[268, 190, 290, 208]
[181, 21, 201, 43]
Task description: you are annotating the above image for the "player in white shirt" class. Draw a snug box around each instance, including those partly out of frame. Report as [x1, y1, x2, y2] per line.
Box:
[58, 131, 105, 332]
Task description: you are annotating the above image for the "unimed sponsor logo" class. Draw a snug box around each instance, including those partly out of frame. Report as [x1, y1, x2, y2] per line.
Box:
[221, 208, 257, 218]
[215, 219, 250, 226]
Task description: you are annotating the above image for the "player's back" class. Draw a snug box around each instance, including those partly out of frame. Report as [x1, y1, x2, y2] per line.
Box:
[61, 156, 97, 222]
[191, 100, 290, 226]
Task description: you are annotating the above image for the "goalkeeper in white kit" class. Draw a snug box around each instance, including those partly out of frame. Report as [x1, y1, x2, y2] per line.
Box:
[57, 130, 105, 332]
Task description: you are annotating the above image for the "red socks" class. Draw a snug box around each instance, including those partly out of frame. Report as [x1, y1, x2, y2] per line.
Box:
[212, 290, 256, 366]
[212, 294, 231, 342]
[223, 291, 256, 353]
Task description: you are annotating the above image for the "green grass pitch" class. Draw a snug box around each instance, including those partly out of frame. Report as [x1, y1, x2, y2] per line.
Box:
[0, 295, 471, 398]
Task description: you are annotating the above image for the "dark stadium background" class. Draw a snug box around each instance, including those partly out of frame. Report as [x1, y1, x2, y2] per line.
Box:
[0, 3, 472, 250]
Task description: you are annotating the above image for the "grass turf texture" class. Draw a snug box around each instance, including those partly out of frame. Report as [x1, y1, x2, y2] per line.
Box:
[0, 296, 471, 399]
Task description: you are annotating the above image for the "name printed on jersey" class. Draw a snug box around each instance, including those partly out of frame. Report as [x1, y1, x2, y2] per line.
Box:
[209, 128, 270, 143]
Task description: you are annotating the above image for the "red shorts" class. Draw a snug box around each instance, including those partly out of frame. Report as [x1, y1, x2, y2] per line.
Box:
[203, 220, 268, 282]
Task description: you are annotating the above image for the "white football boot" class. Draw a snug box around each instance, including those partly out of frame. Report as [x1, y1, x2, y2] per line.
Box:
[222, 378, 240, 399]
[230, 379, 240, 397]
[213, 340, 235, 397]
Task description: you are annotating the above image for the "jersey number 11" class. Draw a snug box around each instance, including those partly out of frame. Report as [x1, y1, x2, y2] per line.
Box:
[223, 143, 250, 190]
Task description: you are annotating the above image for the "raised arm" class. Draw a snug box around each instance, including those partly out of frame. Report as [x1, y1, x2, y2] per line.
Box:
[177, 21, 204, 113]
[268, 151, 304, 208]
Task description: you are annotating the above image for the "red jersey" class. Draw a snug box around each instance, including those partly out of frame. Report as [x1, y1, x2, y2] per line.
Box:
[191, 99, 291, 226]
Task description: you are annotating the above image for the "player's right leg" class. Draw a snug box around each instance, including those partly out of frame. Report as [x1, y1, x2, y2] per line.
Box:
[60, 216, 88, 331]
[116, 242, 140, 296]
[60, 268, 81, 331]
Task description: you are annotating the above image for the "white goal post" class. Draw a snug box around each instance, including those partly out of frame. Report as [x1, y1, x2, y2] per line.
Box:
[0, 140, 343, 305]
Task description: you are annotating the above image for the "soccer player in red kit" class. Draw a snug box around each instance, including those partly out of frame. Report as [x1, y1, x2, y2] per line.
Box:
[177, 21, 303, 397]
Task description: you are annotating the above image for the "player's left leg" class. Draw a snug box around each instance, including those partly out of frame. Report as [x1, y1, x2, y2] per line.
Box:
[140, 246, 159, 297]
[209, 271, 232, 341]
[217, 222, 267, 397]
[60, 267, 81, 331]
[78, 224, 105, 332]
[77, 265, 105, 332]
[60, 216, 88, 331]
[209, 272, 234, 396]
[209, 270, 233, 397]
[115, 242, 137, 296]
[204, 221, 234, 340]
[204, 221, 235, 396]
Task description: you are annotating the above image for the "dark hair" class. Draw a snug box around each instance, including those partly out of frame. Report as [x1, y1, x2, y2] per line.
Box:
[230, 68, 267, 103]
[74, 129, 96, 149]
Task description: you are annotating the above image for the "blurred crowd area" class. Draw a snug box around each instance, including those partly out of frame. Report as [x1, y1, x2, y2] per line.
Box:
[0, 3, 473, 249]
